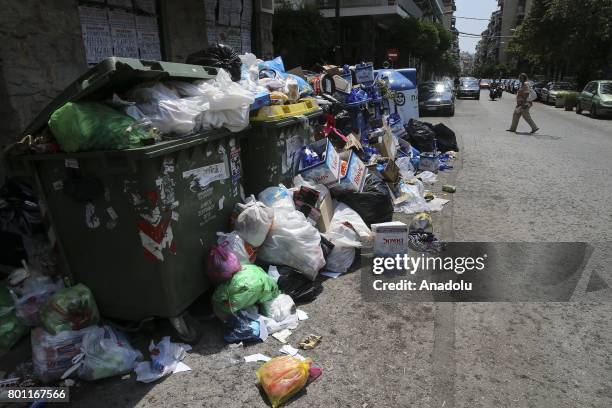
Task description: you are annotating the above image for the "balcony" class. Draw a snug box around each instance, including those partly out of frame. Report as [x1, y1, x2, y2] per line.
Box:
[315, 0, 423, 18]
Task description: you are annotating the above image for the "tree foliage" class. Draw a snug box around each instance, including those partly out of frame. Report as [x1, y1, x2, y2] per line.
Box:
[382, 17, 459, 75]
[272, 3, 334, 70]
[509, 0, 612, 85]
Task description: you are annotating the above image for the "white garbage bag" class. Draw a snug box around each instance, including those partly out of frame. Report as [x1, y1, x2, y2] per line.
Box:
[258, 185, 295, 210]
[261, 294, 296, 322]
[77, 326, 143, 381]
[234, 201, 274, 247]
[217, 231, 255, 263]
[31, 326, 97, 383]
[324, 223, 362, 274]
[257, 208, 326, 280]
[126, 82, 201, 136]
[135, 336, 191, 383]
[330, 202, 374, 247]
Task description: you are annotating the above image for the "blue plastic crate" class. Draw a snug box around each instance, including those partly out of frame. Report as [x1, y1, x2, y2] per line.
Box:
[250, 91, 271, 111]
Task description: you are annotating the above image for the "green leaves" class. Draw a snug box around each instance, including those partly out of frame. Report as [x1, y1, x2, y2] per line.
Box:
[509, 0, 612, 85]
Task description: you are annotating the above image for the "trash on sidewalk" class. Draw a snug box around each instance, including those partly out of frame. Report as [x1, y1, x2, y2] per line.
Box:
[442, 185, 457, 193]
[39, 284, 100, 335]
[245, 353, 271, 363]
[206, 243, 242, 284]
[279, 344, 307, 361]
[31, 326, 98, 383]
[223, 310, 264, 344]
[212, 264, 279, 317]
[73, 325, 143, 381]
[271, 328, 293, 344]
[372, 221, 409, 256]
[298, 334, 322, 350]
[256, 355, 312, 408]
[134, 337, 192, 383]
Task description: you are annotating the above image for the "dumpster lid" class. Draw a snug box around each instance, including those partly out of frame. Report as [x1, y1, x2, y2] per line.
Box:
[23, 57, 219, 137]
[374, 69, 416, 91]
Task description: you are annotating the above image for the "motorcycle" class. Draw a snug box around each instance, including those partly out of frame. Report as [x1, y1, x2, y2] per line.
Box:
[489, 84, 503, 101]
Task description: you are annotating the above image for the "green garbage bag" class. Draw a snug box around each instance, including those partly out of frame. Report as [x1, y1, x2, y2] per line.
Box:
[0, 281, 28, 353]
[48, 102, 149, 152]
[212, 264, 280, 316]
[39, 284, 100, 335]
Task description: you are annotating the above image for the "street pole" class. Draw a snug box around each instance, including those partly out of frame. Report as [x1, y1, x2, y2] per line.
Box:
[335, 0, 341, 64]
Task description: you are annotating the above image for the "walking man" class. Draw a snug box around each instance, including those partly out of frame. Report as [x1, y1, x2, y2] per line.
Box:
[507, 73, 539, 133]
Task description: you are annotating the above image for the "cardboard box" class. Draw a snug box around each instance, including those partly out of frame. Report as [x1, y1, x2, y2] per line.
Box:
[335, 151, 368, 192]
[315, 190, 333, 233]
[372, 221, 409, 256]
[298, 138, 341, 187]
[322, 65, 342, 76]
[367, 159, 399, 183]
[369, 128, 396, 161]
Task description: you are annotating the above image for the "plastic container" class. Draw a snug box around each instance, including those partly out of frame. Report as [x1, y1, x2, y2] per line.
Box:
[240, 107, 323, 196]
[250, 99, 320, 122]
[7, 58, 235, 343]
[375, 69, 419, 125]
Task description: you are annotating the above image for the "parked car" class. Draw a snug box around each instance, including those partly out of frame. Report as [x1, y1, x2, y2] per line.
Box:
[457, 78, 480, 99]
[504, 79, 515, 92]
[533, 81, 548, 100]
[479, 79, 491, 89]
[418, 81, 455, 116]
[576, 80, 612, 117]
[540, 82, 575, 104]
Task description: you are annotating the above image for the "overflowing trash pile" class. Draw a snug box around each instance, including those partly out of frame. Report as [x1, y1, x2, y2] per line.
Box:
[2, 43, 461, 406]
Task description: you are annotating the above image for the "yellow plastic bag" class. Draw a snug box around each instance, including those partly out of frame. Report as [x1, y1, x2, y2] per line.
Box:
[256, 356, 311, 408]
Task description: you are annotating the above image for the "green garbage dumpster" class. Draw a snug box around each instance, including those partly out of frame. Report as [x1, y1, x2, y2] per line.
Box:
[240, 100, 323, 195]
[6, 58, 243, 342]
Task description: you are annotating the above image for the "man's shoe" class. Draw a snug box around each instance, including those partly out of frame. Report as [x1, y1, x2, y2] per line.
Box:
[530, 128, 539, 133]
[506, 129, 515, 132]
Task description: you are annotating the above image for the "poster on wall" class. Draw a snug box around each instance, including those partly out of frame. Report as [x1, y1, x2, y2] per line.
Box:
[79, 6, 113, 64]
[136, 15, 162, 60]
[134, 0, 156, 14]
[108, 9, 139, 58]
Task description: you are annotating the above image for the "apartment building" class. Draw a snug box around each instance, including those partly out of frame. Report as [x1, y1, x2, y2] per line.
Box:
[475, 0, 532, 66]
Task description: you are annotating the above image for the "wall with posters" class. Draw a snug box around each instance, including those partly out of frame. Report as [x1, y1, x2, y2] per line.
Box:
[0, 0, 88, 161]
[78, 0, 163, 64]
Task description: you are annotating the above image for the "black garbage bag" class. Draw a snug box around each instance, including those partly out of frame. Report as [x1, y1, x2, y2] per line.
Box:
[185, 44, 242, 82]
[277, 266, 322, 303]
[432, 123, 459, 152]
[405, 119, 436, 152]
[334, 173, 393, 227]
[0, 179, 43, 236]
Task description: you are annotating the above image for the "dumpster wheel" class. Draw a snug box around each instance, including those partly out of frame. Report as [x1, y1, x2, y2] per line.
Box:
[169, 312, 203, 344]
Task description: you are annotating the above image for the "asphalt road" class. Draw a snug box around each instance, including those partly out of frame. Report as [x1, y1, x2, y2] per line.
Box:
[67, 91, 612, 408]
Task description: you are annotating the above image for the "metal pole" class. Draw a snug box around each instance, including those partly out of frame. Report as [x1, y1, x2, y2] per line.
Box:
[335, 0, 341, 64]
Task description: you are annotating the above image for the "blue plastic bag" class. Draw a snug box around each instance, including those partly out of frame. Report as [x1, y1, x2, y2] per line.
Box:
[223, 311, 261, 343]
[259, 56, 313, 96]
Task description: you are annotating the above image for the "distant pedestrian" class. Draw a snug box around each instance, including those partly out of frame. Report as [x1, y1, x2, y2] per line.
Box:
[507, 73, 539, 133]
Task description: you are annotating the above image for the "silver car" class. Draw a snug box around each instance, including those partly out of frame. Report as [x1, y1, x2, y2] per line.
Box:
[457, 79, 480, 100]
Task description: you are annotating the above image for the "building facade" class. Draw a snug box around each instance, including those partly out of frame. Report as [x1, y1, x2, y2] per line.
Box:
[459, 51, 475, 75]
[0, 0, 273, 153]
[442, 0, 459, 69]
[475, 0, 532, 67]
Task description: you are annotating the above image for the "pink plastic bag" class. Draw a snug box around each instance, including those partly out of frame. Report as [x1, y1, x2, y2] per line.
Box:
[207, 242, 242, 284]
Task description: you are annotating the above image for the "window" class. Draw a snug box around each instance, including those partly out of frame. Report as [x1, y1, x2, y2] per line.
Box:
[78, 0, 162, 65]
